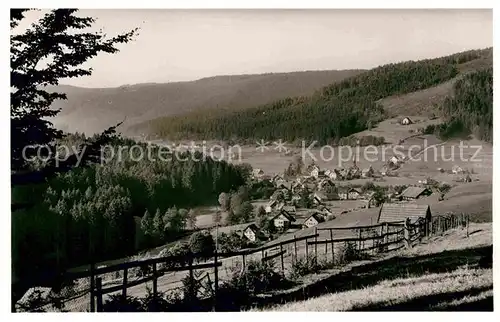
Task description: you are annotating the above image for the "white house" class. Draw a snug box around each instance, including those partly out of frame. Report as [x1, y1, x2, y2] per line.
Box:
[401, 117, 413, 125]
[302, 213, 325, 228]
[272, 210, 295, 231]
[348, 188, 361, 200]
[242, 224, 262, 242]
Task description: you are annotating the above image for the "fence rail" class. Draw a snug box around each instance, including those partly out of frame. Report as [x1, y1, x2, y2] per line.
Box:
[14, 213, 469, 312]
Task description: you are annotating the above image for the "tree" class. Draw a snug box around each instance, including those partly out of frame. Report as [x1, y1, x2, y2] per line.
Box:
[372, 189, 387, 207]
[188, 231, 214, 258]
[152, 208, 163, 240]
[10, 9, 137, 172]
[218, 192, 230, 211]
[187, 209, 198, 230]
[238, 201, 254, 223]
[140, 210, 153, 236]
[255, 206, 267, 228]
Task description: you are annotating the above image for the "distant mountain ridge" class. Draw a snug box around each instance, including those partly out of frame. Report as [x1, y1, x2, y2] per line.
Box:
[49, 69, 365, 135]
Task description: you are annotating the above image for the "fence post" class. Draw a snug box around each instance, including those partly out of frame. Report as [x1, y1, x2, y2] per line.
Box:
[89, 262, 95, 312]
[152, 263, 158, 298]
[404, 218, 411, 249]
[305, 237, 309, 262]
[466, 214, 470, 238]
[294, 234, 298, 262]
[384, 223, 389, 251]
[429, 216, 433, 237]
[242, 253, 246, 271]
[314, 227, 318, 259]
[358, 229, 362, 251]
[188, 254, 195, 302]
[280, 244, 285, 274]
[95, 277, 103, 312]
[213, 250, 218, 311]
[330, 229, 335, 263]
[122, 268, 128, 298]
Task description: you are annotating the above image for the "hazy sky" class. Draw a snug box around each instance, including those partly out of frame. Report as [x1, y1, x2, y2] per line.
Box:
[20, 9, 493, 87]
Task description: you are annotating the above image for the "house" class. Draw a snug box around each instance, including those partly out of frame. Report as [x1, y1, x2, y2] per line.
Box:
[464, 174, 472, 183]
[361, 166, 375, 178]
[318, 205, 334, 217]
[380, 166, 388, 176]
[283, 205, 297, 213]
[318, 178, 335, 191]
[452, 165, 464, 174]
[348, 188, 361, 200]
[272, 210, 296, 230]
[401, 117, 413, 125]
[301, 212, 325, 228]
[325, 169, 341, 180]
[276, 180, 292, 191]
[309, 165, 321, 178]
[389, 156, 400, 166]
[338, 187, 361, 200]
[272, 174, 284, 183]
[378, 203, 432, 225]
[242, 224, 265, 242]
[265, 200, 285, 213]
[338, 187, 350, 200]
[313, 191, 338, 204]
[400, 186, 432, 200]
[252, 168, 264, 178]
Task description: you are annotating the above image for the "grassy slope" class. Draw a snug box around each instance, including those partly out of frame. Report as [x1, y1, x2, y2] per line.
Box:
[378, 49, 492, 117]
[49, 69, 364, 135]
[260, 222, 492, 311]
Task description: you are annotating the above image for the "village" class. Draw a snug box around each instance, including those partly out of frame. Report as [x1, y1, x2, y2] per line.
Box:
[214, 146, 475, 247]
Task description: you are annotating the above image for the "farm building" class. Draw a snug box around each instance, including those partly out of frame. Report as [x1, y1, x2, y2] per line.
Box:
[242, 224, 266, 242]
[276, 180, 292, 191]
[377, 203, 432, 225]
[271, 210, 296, 231]
[400, 186, 432, 200]
[338, 187, 362, 200]
[361, 166, 375, 178]
[312, 191, 337, 204]
[272, 174, 284, 183]
[348, 188, 361, 200]
[318, 178, 335, 191]
[401, 117, 413, 125]
[252, 168, 264, 177]
[283, 205, 297, 213]
[452, 165, 465, 174]
[301, 212, 325, 228]
[265, 200, 285, 213]
[307, 165, 321, 177]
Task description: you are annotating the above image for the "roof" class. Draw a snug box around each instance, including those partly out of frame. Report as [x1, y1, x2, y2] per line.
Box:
[283, 205, 296, 212]
[401, 186, 430, 198]
[272, 210, 295, 222]
[252, 168, 264, 175]
[378, 203, 431, 223]
[301, 212, 325, 225]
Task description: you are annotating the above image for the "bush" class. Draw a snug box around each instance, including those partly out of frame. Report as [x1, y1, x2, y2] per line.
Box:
[337, 241, 361, 264]
[188, 231, 214, 259]
[102, 294, 144, 312]
[288, 255, 330, 280]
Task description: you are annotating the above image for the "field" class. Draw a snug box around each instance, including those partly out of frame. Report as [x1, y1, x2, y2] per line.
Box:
[259, 222, 493, 311]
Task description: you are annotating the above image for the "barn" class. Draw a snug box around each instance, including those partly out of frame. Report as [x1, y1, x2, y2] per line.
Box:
[400, 186, 432, 201]
[401, 117, 413, 125]
[377, 203, 432, 224]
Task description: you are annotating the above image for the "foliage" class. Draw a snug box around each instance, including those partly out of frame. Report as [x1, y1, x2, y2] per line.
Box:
[188, 231, 214, 258]
[145, 49, 490, 144]
[288, 255, 331, 280]
[338, 135, 385, 146]
[102, 294, 143, 312]
[337, 241, 361, 264]
[10, 9, 137, 171]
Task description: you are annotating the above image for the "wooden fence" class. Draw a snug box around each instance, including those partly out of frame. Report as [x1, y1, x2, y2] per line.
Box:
[15, 213, 469, 312]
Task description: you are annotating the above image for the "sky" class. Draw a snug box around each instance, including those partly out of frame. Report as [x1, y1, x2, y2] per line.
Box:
[19, 9, 493, 88]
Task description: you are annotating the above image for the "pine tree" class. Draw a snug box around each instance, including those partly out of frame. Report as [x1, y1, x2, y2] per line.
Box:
[153, 208, 163, 240]
[141, 209, 153, 236]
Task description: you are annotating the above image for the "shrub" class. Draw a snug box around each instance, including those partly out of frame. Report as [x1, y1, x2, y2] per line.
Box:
[337, 241, 362, 264]
[102, 294, 143, 312]
[188, 231, 214, 260]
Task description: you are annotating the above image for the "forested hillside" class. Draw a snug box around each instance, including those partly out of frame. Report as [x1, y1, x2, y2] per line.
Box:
[144, 49, 491, 144]
[50, 69, 364, 135]
[12, 136, 249, 281]
[440, 68, 493, 142]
